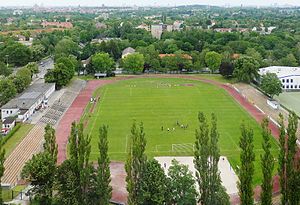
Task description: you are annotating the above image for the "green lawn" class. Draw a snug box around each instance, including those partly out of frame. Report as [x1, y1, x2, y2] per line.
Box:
[2, 185, 26, 202]
[276, 92, 300, 117]
[84, 77, 279, 185]
[3, 124, 33, 157]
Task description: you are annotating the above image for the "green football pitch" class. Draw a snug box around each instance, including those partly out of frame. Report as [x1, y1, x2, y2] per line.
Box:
[83, 77, 279, 184]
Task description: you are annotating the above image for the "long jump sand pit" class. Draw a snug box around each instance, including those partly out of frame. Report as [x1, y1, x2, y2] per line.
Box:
[154, 156, 239, 195]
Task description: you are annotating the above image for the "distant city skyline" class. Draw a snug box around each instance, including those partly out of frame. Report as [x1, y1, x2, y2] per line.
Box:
[1, 0, 300, 7]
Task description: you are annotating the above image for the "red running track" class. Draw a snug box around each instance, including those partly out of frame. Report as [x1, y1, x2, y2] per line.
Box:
[56, 80, 115, 164]
[56, 75, 285, 203]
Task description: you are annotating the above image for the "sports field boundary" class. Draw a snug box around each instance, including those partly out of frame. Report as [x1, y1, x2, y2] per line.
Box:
[55, 74, 291, 204]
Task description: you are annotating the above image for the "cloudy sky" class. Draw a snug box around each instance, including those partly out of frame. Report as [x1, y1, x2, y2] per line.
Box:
[0, 0, 299, 7]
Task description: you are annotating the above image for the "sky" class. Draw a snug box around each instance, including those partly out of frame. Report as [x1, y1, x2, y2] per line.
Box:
[0, 0, 299, 7]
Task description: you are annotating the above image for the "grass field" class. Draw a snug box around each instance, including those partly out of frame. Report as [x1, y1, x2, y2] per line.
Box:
[83, 77, 279, 185]
[276, 92, 300, 117]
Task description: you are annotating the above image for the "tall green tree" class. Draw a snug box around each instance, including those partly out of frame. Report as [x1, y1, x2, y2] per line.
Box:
[278, 113, 287, 205]
[2, 42, 32, 66]
[280, 54, 298, 67]
[168, 159, 197, 205]
[194, 112, 230, 205]
[56, 122, 93, 204]
[125, 121, 147, 205]
[238, 124, 255, 205]
[0, 78, 17, 105]
[205, 51, 222, 73]
[194, 112, 210, 205]
[21, 124, 58, 205]
[286, 112, 300, 205]
[55, 38, 79, 59]
[260, 119, 274, 205]
[25, 62, 39, 78]
[139, 159, 169, 205]
[233, 56, 260, 83]
[122, 53, 145, 74]
[22, 153, 56, 205]
[209, 113, 230, 205]
[260, 73, 282, 98]
[97, 125, 112, 205]
[0, 138, 5, 204]
[14, 67, 32, 93]
[91, 52, 115, 74]
[43, 124, 58, 162]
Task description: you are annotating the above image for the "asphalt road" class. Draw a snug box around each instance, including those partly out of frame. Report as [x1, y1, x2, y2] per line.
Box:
[32, 57, 54, 84]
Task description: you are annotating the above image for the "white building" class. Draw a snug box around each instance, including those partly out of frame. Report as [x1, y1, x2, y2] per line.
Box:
[1, 83, 55, 122]
[259, 66, 300, 91]
[2, 117, 16, 135]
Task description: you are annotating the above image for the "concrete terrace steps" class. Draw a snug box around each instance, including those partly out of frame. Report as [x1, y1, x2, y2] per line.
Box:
[2, 123, 45, 185]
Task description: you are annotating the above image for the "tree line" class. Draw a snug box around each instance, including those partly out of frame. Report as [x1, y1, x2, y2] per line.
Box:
[0, 62, 38, 106]
[0, 111, 295, 204]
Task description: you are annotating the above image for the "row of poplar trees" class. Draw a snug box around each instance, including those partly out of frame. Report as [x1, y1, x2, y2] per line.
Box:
[0, 111, 298, 205]
[237, 112, 300, 205]
[19, 122, 112, 205]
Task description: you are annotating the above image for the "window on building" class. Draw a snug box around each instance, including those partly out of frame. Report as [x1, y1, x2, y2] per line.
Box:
[291, 85, 293, 89]
[282, 79, 285, 83]
[6, 111, 8, 114]
[291, 79, 293, 83]
[282, 85, 285, 88]
[10, 111, 12, 114]
[287, 79, 289, 83]
[287, 85, 289, 89]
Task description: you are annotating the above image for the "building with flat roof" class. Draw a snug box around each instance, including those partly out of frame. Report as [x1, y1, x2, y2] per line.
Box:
[259, 66, 300, 91]
[1, 83, 55, 122]
[151, 24, 167, 39]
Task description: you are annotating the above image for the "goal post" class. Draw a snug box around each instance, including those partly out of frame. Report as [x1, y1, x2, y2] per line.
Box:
[171, 143, 195, 153]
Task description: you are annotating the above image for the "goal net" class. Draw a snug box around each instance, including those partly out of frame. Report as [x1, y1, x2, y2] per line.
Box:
[171, 143, 195, 153]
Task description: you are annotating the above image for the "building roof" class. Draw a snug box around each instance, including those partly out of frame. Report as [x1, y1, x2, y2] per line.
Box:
[1, 83, 55, 110]
[3, 117, 15, 125]
[122, 47, 136, 56]
[159, 54, 192, 60]
[259, 66, 300, 78]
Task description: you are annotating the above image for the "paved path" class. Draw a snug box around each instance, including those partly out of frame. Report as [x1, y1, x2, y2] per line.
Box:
[234, 83, 300, 139]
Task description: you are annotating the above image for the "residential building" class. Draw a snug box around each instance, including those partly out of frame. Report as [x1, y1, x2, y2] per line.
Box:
[214, 28, 232, 33]
[151, 24, 167, 39]
[122, 47, 136, 58]
[136, 23, 150, 31]
[1, 83, 55, 122]
[173, 20, 183, 31]
[2, 117, 16, 135]
[259, 66, 300, 91]
[41, 21, 73, 29]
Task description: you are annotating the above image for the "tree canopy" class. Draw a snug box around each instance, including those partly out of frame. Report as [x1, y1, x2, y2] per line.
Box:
[260, 73, 282, 98]
[122, 53, 145, 74]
